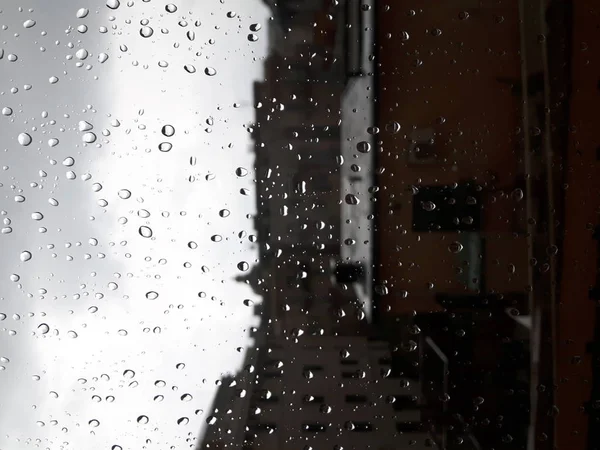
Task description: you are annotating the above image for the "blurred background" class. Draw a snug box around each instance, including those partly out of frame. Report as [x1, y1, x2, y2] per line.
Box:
[0, 1, 598, 450]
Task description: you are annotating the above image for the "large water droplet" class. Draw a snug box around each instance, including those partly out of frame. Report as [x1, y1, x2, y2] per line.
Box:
[89, 419, 100, 427]
[118, 189, 131, 199]
[165, 3, 177, 13]
[139, 226, 153, 238]
[18, 133, 32, 146]
[82, 132, 97, 143]
[38, 323, 50, 334]
[161, 125, 175, 137]
[137, 415, 149, 424]
[177, 417, 189, 426]
[106, 0, 120, 9]
[204, 67, 217, 76]
[140, 26, 154, 38]
[237, 261, 249, 271]
[146, 291, 159, 300]
[20, 251, 32, 262]
[184, 64, 196, 74]
[345, 194, 360, 205]
[158, 142, 172, 152]
[181, 393, 193, 402]
[76, 8, 89, 18]
[98, 53, 109, 63]
[23, 19, 36, 29]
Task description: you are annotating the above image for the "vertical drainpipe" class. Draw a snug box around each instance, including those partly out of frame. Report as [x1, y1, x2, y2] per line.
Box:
[517, 1, 538, 448]
[538, 0, 558, 446]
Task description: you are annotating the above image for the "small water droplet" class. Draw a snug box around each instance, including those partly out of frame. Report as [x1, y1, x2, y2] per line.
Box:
[184, 64, 196, 73]
[204, 67, 217, 76]
[123, 369, 135, 379]
[165, 3, 177, 13]
[98, 53, 109, 63]
[2, 107, 13, 116]
[181, 393, 193, 402]
[23, 19, 36, 29]
[237, 261, 249, 271]
[177, 417, 189, 426]
[106, 0, 120, 10]
[89, 419, 100, 427]
[20, 251, 32, 262]
[219, 209, 230, 218]
[38, 323, 50, 334]
[146, 291, 159, 300]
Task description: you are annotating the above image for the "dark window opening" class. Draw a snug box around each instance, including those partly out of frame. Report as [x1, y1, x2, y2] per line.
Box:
[412, 183, 482, 232]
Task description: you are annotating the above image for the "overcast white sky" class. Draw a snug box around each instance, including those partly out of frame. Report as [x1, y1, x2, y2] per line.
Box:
[0, 0, 270, 448]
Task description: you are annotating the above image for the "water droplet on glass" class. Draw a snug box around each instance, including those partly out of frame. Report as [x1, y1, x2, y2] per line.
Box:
[74, 118, 92, 134]
[248, 33, 258, 42]
[23, 19, 36, 29]
[154, 394, 164, 402]
[385, 121, 401, 134]
[48, 198, 59, 206]
[177, 417, 189, 426]
[204, 67, 217, 76]
[158, 142, 172, 152]
[18, 133, 32, 146]
[235, 167, 248, 177]
[422, 201, 436, 212]
[89, 419, 100, 427]
[118, 189, 131, 199]
[76, 8, 89, 18]
[146, 291, 159, 300]
[123, 369, 135, 379]
[82, 132, 96, 143]
[137, 415, 149, 424]
[2, 107, 12, 116]
[211, 235, 222, 242]
[345, 194, 359, 205]
[154, 380, 166, 387]
[140, 26, 153, 38]
[356, 141, 371, 153]
[98, 53, 109, 63]
[10, 274, 20, 282]
[20, 251, 32, 262]
[250, 23, 261, 32]
[48, 138, 59, 147]
[237, 261, 249, 271]
[68, 330, 78, 338]
[181, 393, 193, 402]
[448, 241, 464, 253]
[75, 48, 88, 60]
[219, 209, 230, 218]
[106, 0, 120, 9]
[165, 3, 177, 13]
[184, 64, 196, 73]
[38, 323, 50, 334]
[161, 125, 175, 137]
[176, 362, 185, 370]
[139, 226, 153, 238]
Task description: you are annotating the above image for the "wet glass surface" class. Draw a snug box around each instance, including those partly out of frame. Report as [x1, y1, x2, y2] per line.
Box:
[0, 1, 598, 450]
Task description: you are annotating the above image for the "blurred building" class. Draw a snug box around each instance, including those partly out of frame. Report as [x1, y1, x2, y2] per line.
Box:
[199, 336, 426, 450]
[242, 0, 353, 337]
